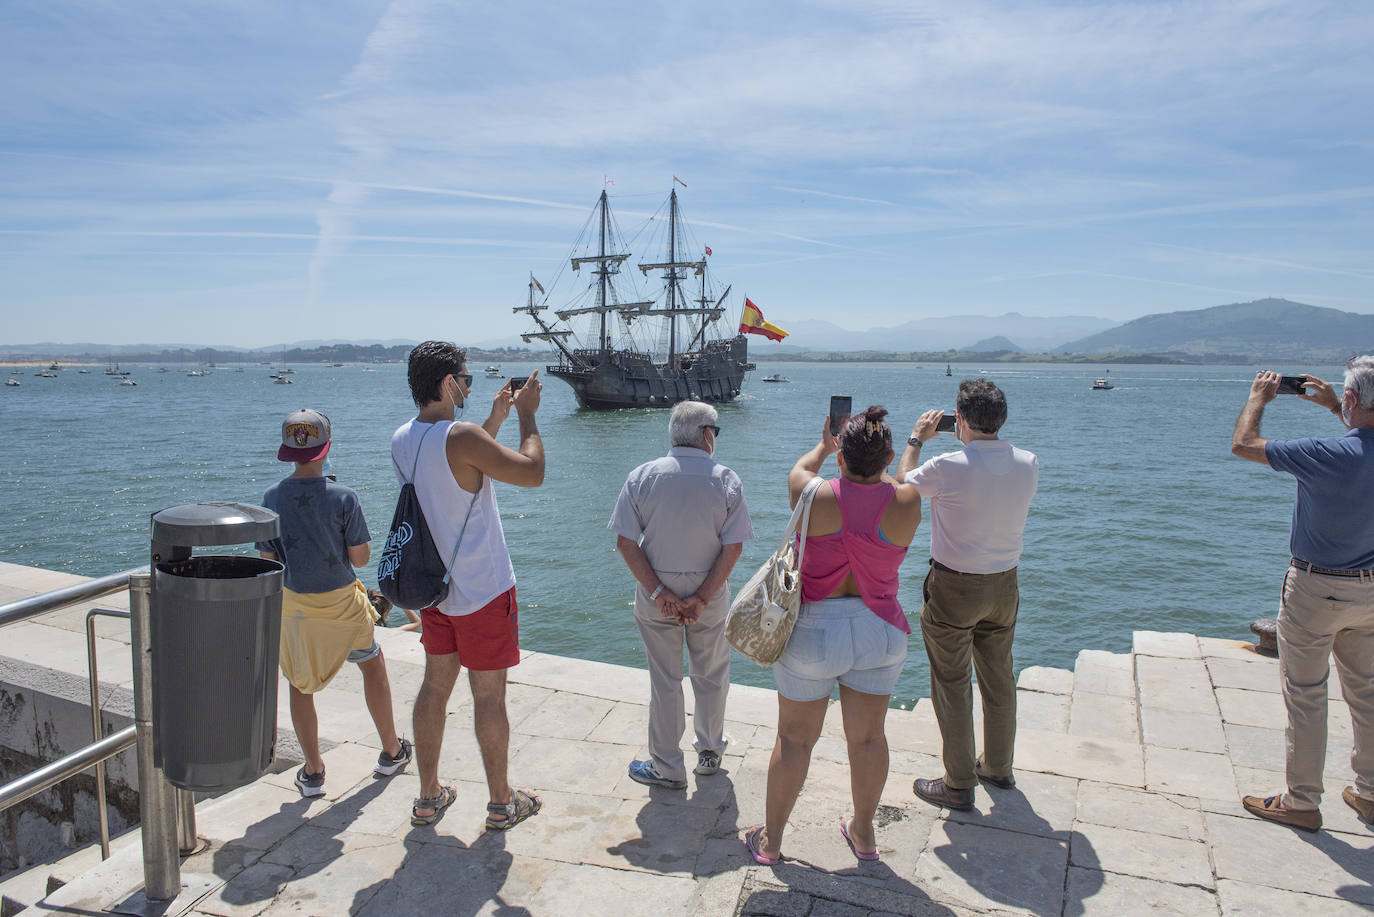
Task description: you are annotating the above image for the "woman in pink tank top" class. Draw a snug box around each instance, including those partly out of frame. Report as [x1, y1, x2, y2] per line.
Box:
[744, 407, 922, 866]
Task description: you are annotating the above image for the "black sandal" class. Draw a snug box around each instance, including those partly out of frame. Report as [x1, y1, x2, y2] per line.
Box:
[485, 788, 541, 830]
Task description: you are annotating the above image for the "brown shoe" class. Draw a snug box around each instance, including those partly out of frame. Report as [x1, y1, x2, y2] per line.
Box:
[1343, 786, 1374, 823]
[1241, 794, 1321, 832]
[914, 777, 975, 811]
[974, 758, 1015, 789]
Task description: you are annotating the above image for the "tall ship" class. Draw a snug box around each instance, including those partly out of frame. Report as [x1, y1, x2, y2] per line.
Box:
[516, 188, 754, 409]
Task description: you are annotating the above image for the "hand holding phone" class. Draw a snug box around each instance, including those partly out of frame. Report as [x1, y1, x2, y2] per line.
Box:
[1276, 375, 1308, 395]
[509, 376, 529, 391]
[936, 412, 957, 433]
[829, 395, 852, 436]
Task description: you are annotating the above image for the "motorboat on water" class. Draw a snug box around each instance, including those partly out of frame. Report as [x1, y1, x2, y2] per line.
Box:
[118, 378, 138, 386]
[35, 370, 57, 378]
[5, 378, 18, 387]
[761, 373, 789, 383]
[1092, 376, 1113, 390]
[485, 365, 504, 378]
[273, 375, 293, 384]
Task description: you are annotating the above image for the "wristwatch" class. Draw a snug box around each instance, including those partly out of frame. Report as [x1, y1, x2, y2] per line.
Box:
[907, 436, 922, 447]
[649, 584, 665, 601]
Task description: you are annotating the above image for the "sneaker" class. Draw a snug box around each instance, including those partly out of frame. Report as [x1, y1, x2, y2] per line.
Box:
[374, 738, 413, 776]
[1241, 794, 1321, 832]
[628, 759, 687, 789]
[694, 750, 722, 776]
[294, 766, 325, 798]
[1343, 786, 1374, 823]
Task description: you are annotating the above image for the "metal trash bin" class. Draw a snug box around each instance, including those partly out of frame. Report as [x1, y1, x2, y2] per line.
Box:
[150, 502, 283, 791]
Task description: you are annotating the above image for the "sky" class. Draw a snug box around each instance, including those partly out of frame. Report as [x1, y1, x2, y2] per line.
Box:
[2, 0, 1372, 348]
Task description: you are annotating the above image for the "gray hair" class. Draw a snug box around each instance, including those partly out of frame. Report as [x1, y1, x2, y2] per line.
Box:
[669, 400, 718, 448]
[1345, 355, 1374, 411]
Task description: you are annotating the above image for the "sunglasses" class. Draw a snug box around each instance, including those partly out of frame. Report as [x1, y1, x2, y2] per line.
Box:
[453, 373, 474, 387]
[703, 424, 721, 436]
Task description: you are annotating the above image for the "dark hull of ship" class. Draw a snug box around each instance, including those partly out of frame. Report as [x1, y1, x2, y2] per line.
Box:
[547, 335, 755, 410]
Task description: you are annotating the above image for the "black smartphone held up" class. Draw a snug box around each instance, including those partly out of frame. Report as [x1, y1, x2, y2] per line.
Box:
[828, 395, 852, 436]
[936, 413, 957, 433]
[1276, 375, 1308, 395]
[509, 376, 529, 391]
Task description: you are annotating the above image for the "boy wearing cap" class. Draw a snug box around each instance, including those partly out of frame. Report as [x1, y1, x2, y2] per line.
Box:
[257, 408, 412, 797]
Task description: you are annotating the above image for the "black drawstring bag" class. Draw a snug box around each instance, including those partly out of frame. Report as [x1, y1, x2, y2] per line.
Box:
[376, 423, 479, 610]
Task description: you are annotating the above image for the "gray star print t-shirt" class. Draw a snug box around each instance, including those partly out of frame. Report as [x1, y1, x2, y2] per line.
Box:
[255, 477, 371, 593]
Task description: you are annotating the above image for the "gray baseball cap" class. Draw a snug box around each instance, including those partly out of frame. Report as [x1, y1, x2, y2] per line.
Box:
[278, 408, 332, 462]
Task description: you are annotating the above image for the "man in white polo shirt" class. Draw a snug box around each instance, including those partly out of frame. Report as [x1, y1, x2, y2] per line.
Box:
[897, 378, 1038, 811]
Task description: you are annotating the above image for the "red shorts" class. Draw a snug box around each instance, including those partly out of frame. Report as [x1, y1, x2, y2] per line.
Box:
[419, 587, 519, 671]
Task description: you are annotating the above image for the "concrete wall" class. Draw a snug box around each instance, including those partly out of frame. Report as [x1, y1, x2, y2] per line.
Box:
[0, 658, 139, 876]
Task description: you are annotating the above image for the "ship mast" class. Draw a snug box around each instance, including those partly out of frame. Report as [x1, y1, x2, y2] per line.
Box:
[668, 190, 679, 363]
[597, 192, 610, 351]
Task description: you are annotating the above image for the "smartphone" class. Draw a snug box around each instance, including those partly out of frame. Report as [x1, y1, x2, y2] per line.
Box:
[828, 395, 852, 436]
[1276, 375, 1307, 395]
[936, 413, 957, 433]
[509, 376, 529, 391]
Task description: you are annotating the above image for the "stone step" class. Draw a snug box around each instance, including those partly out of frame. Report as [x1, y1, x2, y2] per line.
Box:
[0, 827, 139, 916]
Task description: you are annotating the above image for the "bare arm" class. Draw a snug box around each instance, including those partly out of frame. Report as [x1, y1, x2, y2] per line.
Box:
[449, 370, 545, 488]
[348, 542, 370, 567]
[1296, 374, 1345, 419]
[482, 379, 515, 438]
[1232, 370, 1279, 465]
[789, 415, 839, 507]
[897, 409, 943, 479]
[615, 535, 681, 618]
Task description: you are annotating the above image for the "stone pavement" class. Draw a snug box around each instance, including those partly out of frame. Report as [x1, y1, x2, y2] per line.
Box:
[0, 562, 1371, 915]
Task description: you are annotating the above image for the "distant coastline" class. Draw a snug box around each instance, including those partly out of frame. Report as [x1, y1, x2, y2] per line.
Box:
[0, 345, 1294, 367]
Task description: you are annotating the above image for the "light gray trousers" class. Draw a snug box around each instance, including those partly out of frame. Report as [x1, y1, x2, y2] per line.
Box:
[633, 570, 731, 782]
[1277, 565, 1374, 810]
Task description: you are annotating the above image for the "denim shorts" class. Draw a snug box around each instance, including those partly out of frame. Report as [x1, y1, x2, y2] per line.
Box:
[773, 597, 909, 702]
[346, 639, 381, 664]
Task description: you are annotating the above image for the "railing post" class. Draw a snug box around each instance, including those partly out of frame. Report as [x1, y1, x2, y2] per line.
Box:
[129, 570, 180, 901]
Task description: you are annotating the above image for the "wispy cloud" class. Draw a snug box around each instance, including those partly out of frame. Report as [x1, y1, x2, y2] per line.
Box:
[774, 187, 896, 206]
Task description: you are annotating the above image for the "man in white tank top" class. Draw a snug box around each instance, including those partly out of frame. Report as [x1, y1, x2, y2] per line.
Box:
[391, 342, 546, 830]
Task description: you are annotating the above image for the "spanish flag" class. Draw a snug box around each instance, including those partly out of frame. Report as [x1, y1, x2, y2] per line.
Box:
[738, 298, 789, 341]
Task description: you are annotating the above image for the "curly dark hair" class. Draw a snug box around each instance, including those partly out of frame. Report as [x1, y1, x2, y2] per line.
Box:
[956, 378, 1007, 434]
[407, 341, 466, 407]
[839, 405, 892, 477]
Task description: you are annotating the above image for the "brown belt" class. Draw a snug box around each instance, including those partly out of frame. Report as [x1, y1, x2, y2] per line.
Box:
[1291, 557, 1374, 580]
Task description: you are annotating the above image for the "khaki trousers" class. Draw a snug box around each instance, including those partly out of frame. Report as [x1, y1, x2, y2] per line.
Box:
[920, 562, 1020, 790]
[633, 571, 731, 783]
[1277, 565, 1374, 810]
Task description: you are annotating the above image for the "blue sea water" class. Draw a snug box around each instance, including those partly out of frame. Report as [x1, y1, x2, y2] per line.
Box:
[0, 360, 1346, 709]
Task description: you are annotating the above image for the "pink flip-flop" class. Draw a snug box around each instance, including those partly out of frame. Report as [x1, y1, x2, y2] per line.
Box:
[840, 817, 880, 861]
[743, 825, 781, 865]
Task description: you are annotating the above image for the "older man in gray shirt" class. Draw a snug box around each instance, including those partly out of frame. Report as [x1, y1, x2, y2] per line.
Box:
[609, 401, 754, 789]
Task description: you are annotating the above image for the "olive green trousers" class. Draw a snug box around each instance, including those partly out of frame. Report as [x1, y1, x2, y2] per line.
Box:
[920, 562, 1020, 790]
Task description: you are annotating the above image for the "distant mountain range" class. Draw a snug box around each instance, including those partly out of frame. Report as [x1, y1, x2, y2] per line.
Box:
[1057, 299, 1374, 360]
[771, 313, 1119, 353]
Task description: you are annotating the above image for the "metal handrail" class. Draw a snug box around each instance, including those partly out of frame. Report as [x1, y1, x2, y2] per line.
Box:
[87, 606, 131, 859]
[0, 567, 182, 901]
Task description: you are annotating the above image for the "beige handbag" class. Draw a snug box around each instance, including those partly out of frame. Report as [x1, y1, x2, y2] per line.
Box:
[726, 476, 825, 666]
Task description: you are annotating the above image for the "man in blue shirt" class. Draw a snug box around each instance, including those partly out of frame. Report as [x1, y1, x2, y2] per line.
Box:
[1231, 357, 1374, 831]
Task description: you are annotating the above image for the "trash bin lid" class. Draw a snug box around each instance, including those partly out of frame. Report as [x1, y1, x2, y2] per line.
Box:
[151, 502, 279, 548]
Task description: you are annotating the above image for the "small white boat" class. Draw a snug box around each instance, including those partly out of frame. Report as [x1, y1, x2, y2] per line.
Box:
[5, 378, 18, 387]
[485, 365, 504, 377]
[1092, 376, 1113, 390]
[78, 369, 90, 373]
[35, 370, 57, 378]
[158, 367, 170, 373]
[118, 378, 138, 386]
[48, 361, 60, 371]
[761, 373, 789, 383]
[186, 370, 205, 377]
[273, 376, 293, 384]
